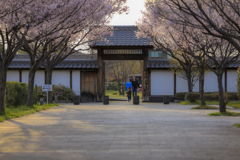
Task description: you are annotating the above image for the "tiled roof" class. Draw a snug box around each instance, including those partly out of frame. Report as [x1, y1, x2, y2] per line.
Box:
[14, 54, 96, 60]
[9, 59, 99, 69]
[94, 26, 152, 47]
[147, 59, 240, 69]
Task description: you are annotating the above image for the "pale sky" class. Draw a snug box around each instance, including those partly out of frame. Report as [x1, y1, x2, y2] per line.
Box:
[110, 0, 146, 25]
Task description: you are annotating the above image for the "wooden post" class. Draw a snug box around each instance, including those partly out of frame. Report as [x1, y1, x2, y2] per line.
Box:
[97, 49, 104, 101]
[174, 73, 176, 95]
[19, 70, 22, 82]
[225, 70, 227, 92]
[70, 70, 72, 89]
[102, 61, 105, 97]
[142, 48, 149, 101]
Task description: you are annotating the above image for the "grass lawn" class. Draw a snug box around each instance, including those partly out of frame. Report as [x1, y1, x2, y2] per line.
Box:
[227, 101, 240, 109]
[180, 100, 240, 109]
[105, 90, 142, 99]
[180, 100, 219, 105]
[0, 103, 58, 122]
[191, 105, 219, 109]
[208, 111, 240, 116]
[233, 123, 240, 128]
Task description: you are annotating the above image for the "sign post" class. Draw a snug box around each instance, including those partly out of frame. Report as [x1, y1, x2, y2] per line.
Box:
[42, 84, 52, 104]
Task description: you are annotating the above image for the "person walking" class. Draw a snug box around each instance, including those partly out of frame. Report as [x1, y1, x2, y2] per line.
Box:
[132, 76, 140, 96]
[126, 87, 132, 102]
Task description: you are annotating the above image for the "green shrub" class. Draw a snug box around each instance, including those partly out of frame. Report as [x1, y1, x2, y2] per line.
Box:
[176, 92, 187, 100]
[177, 92, 238, 101]
[5, 82, 28, 107]
[186, 92, 200, 102]
[204, 92, 238, 101]
[34, 84, 75, 101]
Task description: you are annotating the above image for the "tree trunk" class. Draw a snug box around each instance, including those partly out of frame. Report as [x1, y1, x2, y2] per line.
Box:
[217, 74, 226, 112]
[0, 64, 6, 114]
[199, 66, 206, 106]
[26, 68, 37, 106]
[186, 72, 193, 93]
[46, 67, 53, 103]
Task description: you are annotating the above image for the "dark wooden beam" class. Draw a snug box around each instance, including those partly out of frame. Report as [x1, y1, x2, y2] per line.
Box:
[225, 70, 227, 92]
[70, 70, 72, 89]
[102, 54, 144, 60]
[142, 48, 150, 101]
[44, 71, 47, 84]
[91, 45, 153, 50]
[97, 49, 104, 101]
[19, 70, 22, 82]
[174, 73, 176, 95]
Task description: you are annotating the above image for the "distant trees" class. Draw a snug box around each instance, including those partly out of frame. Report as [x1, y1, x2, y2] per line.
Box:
[137, 0, 240, 112]
[105, 60, 142, 94]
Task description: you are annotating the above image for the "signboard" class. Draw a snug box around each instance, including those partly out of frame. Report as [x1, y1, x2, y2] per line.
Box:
[42, 84, 52, 91]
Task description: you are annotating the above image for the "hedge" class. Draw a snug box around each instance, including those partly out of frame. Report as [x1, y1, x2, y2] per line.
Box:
[176, 92, 238, 101]
[34, 84, 75, 101]
[186, 92, 200, 102]
[5, 82, 75, 107]
[5, 82, 28, 107]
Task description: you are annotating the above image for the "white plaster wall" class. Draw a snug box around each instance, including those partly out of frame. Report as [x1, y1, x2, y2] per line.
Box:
[174, 75, 199, 93]
[7, 71, 19, 82]
[22, 70, 29, 83]
[35, 71, 45, 86]
[193, 80, 199, 92]
[151, 70, 174, 95]
[52, 70, 70, 87]
[227, 70, 237, 92]
[72, 70, 81, 95]
[21, 70, 45, 86]
[204, 71, 225, 92]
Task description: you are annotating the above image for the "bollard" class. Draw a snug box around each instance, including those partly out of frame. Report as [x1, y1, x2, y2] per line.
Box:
[103, 96, 109, 105]
[73, 95, 80, 105]
[133, 96, 139, 105]
[163, 96, 170, 104]
[40, 98, 44, 105]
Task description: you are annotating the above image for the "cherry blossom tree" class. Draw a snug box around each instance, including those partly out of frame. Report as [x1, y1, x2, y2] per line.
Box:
[21, 0, 128, 106]
[137, 0, 239, 112]
[0, 0, 69, 113]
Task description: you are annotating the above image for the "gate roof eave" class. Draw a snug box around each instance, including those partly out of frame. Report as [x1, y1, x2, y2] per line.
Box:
[91, 45, 154, 50]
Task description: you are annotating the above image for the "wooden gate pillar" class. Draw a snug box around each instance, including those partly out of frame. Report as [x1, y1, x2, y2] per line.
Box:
[142, 48, 150, 101]
[97, 49, 105, 101]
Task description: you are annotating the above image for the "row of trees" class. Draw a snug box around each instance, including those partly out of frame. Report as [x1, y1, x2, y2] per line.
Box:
[0, 0, 128, 114]
[137, 0, 240, 112]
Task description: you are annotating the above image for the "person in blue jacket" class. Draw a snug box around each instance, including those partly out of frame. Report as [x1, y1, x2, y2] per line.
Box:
[132, 76, 140, 96]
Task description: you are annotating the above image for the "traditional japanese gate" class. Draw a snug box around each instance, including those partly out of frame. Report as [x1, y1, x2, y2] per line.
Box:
[91, 26, 153, 102]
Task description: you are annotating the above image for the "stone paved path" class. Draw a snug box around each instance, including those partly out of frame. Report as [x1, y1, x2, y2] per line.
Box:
[0, 102, 240, 160]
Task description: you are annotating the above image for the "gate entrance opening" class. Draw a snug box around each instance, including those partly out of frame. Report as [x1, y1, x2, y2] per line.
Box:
[91, 26, 153, 102]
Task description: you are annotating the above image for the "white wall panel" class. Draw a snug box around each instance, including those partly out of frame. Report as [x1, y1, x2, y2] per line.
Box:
[204, 71, 225, 92]
[22, 70, 29, 83]
[176, 76, 199, 92]
[227, 70, 237, 92]
[72, 70, 81, 95]
[52, 70, 70, 87]
[176, 76, 188, 93]
[151, 70, 174, 95]
[7, 71, 19, 82]
[193, 80, 199, 92]
[21, 70, 45, 86]
[35, 71, 45, 86]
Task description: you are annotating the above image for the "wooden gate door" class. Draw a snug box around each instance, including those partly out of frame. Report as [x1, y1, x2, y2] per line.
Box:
[81, 71, 97, 102]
